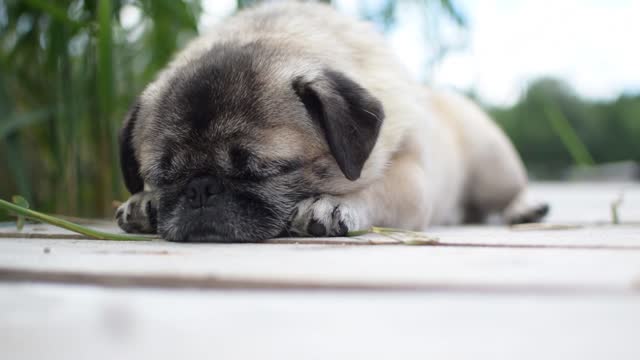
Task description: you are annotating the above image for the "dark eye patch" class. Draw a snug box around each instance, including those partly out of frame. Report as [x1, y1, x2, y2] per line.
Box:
[160, 152, 174, 172]
[229, 147, 251, 171]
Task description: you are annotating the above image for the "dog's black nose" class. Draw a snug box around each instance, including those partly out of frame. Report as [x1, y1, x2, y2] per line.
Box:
[185, 176, 222, 208]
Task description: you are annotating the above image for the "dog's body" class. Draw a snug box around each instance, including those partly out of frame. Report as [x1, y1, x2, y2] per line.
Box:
[116, 2, 547, 242]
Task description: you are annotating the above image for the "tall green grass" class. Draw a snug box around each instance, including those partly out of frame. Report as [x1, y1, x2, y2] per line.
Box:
[0, 0, 201, 219]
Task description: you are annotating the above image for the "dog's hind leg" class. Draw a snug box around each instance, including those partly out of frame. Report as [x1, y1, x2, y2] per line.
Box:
[462, 135, 550, 225]
[433, 91, 550, 225]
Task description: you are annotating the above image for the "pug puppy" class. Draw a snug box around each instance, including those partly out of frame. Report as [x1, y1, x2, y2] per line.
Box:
[116, 2, 548, 242]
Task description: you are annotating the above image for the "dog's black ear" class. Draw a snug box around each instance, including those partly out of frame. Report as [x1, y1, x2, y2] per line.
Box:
[294, 69, 384, 181]
[119, 101, 144, 194]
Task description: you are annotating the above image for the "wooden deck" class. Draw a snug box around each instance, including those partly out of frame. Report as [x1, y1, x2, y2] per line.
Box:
[1, 182, 639, 359]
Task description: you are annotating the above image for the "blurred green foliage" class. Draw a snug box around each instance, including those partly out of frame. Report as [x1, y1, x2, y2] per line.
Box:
[489, 78, 640, 178]
[1, 0, 201, 219]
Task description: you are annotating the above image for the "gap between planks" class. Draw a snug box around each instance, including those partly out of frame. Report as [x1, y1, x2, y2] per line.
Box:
[1, 267, 639, 295]
[1, 232, 640, 250]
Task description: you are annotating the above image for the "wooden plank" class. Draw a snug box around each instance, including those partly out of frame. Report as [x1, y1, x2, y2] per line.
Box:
[1, 235, 639, 292]
[2, 222, 640, 248]
[0, 182, 638, 292]
[0, 183, 639, 359]
[1, 284, 639, 360]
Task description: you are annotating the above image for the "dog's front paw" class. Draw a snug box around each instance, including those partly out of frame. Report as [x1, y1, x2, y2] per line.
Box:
[289, 195, 362, 237]
[116, 192, 158, 234]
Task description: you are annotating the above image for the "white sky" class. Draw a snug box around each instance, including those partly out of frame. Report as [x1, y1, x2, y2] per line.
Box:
[199, 0, 640, 106]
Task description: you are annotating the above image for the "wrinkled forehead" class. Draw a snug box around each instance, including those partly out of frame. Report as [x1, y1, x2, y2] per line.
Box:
[141, 44, 307, 138]
[149, 123, 308, 160]
[137, 116, 314, 181]
[134, 43, 325, 178]
[159, 61, 263, 130]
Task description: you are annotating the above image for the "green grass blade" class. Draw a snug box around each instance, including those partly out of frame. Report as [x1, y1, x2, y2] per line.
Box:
[0, 198, 152, 241]
[544, 103, 595, 166]
[96, 0, 120, 210]
[11, 196, 29, 231]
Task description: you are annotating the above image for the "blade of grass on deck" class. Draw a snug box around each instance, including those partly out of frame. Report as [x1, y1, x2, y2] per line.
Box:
[11, 196, 29, 231]
[0, 199, 152, 241]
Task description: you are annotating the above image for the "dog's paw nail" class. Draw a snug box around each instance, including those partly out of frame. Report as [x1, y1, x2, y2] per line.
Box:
[337, 220, 349, 236]
[146, 201, 158, 229]
[535, 204, 550, 217]
[308, 218, 326, 236]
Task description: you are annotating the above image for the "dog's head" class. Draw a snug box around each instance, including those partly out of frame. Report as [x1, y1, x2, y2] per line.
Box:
[119, 43, 384, 242]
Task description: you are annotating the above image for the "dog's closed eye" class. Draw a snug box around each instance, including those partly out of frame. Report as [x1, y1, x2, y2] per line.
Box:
[229, 158, 305, 181]
[227, 146, 304, 180]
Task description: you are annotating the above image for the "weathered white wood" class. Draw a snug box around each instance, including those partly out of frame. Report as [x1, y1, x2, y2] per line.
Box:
[0, 182, 639, 291]
[1, 284, 639, 360]
[1, 182, 639, 360]
[1, 232, 639, 291]
[529, 182, 640, 223]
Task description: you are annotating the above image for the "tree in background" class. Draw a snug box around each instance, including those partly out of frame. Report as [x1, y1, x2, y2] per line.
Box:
[490, 78, 640, 178]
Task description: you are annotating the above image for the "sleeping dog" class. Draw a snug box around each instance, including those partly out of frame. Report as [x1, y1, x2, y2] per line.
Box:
[116, 2, 548, 242]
